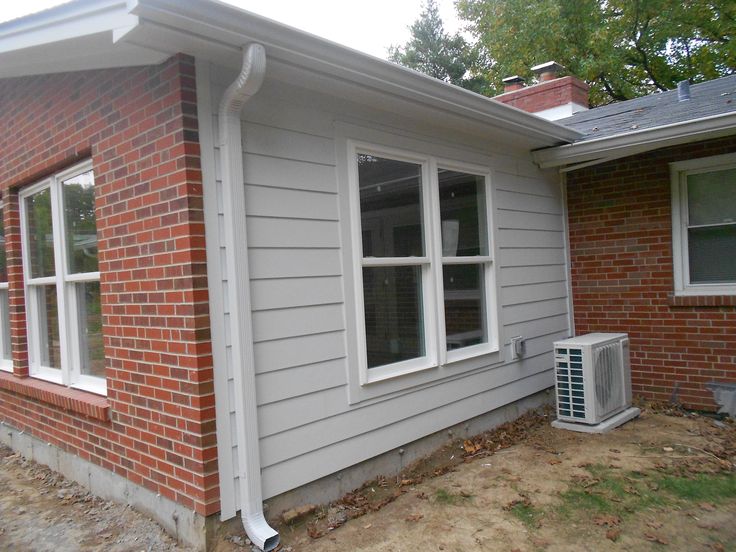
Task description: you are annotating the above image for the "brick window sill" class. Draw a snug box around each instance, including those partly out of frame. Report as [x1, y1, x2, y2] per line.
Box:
[667, 294, 736, 307]
[0, 372, 110, 422]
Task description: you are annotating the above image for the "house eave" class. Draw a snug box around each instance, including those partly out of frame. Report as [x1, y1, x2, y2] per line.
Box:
[0, 0, 582, 148]
[532, 111, 736, 171]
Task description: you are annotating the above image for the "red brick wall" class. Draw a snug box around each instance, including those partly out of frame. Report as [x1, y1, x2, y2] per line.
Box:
[495, 76, 589, 113]
[0, 55, 219, 515]
[566, 136, 736, 410]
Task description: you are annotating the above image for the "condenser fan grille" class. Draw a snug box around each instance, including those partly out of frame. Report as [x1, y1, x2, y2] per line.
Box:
[594, 343, 623, 418]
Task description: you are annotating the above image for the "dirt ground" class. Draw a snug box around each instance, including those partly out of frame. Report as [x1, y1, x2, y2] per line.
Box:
[272, 405, 736, 552]
[0, 445, 192, 552]
[1, 405, 735, 552]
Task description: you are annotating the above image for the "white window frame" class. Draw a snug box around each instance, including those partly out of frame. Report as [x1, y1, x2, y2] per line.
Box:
[19, 160, 105, 395]
[670, 152, 736, 296]
[347, 138, 500, 392]
[0, 201, 11, 372]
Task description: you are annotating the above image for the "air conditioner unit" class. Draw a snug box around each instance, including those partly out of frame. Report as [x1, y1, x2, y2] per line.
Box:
[552, 333, 639, 433]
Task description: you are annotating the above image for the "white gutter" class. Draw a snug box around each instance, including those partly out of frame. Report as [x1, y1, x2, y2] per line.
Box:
[533, 111, 736, 171]
[218, 43, 279, 552]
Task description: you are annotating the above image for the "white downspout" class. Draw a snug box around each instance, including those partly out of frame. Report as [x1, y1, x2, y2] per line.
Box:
[218, 43, 279, 552]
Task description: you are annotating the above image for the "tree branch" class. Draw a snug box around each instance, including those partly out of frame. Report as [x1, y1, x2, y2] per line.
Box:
[599, 74, 629, 102]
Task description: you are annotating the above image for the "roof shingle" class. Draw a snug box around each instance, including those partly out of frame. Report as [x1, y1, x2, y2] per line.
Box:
[559, 75, 736, 142]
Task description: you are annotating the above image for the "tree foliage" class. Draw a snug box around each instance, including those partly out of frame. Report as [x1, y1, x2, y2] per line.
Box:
[458, 0, 736, 105]
[391, 0, 736, 106]
[389, 0, 491, 94]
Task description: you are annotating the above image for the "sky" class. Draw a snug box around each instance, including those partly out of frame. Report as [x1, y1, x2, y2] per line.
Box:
[0, 0, 464, 59]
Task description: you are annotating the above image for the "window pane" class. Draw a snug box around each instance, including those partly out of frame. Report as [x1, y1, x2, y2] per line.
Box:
[363, 265, 424, 368]
[688, 225, 736, 283]
[0, 207, 6, 282]
[438, 169, 487, 257]
[0, 289, 10, 361]
[63, 170, 98, 274]
[26, 188, 55, 278]
[76, 281, 104, 378]
[687, 169, 736, 226]
[358, 155, 424, 257]
[35, 285, 61, 369]
[444, 264, 486, 351]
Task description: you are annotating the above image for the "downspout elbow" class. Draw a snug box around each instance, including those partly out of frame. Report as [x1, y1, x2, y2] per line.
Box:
[218, 43, 278, 551]
[242, 511, 279, 552]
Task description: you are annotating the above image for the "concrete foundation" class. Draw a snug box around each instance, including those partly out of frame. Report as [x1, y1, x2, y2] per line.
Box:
[264, 388, 554, 520]
[0, 420, 214, 551]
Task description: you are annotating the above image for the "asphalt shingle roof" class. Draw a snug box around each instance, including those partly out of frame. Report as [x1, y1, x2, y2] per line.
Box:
[558, 75, 736, 142]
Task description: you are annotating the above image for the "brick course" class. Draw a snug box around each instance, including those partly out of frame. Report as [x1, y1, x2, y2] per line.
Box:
[566, 136, 736, 410]
[0, 55, 219, 515]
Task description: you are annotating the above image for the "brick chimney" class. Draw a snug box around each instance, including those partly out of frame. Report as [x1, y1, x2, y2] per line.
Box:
[502, 75, 526, 93]
[494, 61, 589, 121]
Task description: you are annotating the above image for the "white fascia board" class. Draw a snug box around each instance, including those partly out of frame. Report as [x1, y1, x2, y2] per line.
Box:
[533, 111, 736, 170]
[0, 0, 134, 53]
[128, 0, 582, 146]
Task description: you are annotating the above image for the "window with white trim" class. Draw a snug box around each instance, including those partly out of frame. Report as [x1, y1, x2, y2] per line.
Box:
[671, 152, 736, 296]
[351, 143, 498, 385]
[0, 203, 11, 371]
[20, 161, 105, 394]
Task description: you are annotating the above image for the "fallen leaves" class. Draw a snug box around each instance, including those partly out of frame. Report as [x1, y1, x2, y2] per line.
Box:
[605, 528, 621, 541]
[404, 513, 423, 522]
[593, 514, 621, 527]
[503, 496, 532, 511]
[463, 440, 481, 455]
[644, 532, 669, 545]
[699, 502, 716, 512]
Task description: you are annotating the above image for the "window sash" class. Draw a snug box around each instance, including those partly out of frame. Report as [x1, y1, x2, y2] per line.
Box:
[19, 161, 105, 394]
[671, 153, 736, 296]
[351, 142, 498, 384]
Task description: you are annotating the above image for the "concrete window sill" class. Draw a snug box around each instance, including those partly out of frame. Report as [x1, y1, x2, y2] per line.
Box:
[667, 294, 736, 308]
[0, 372, 110, 422]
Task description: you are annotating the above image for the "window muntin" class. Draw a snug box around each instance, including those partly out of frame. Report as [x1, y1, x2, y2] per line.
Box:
[353, 144, 497, 383]
[20, 162, 105, 394]
[671, 154, 736, 295]
[0, 205, 11, 370]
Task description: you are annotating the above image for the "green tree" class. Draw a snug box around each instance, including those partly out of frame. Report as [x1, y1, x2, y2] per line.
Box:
[456, 0, 736, 105]
[389, 0, 491, 94]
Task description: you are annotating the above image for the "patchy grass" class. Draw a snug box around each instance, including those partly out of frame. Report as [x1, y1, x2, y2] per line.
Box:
[559, 488, 617, 516]
[557, 464, 736, 524]
[658, 473, 736, 503]
[434, 488, 472, 505]
[434, 489, 455, 504]
[508, 500, 542, 529]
